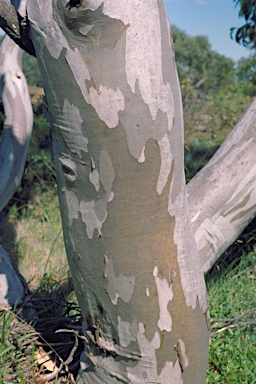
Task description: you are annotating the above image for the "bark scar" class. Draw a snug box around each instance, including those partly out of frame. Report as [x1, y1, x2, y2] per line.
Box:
[174, 339, 189, 372]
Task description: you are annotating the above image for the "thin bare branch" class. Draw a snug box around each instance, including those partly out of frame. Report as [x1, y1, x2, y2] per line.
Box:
[211, 320, 256, 336]
[210, 308, 255, 324]
[0, 0, 35, 56]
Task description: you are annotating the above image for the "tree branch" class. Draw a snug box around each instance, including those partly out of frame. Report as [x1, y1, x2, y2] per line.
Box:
[0, 0, 35, 56]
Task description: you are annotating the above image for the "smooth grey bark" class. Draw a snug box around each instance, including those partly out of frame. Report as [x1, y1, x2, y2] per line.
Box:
[0, 0, 33, 319]
[188, 97, 256, 273]
[0, 0, 33, 212]
[26, 1, 209, 383]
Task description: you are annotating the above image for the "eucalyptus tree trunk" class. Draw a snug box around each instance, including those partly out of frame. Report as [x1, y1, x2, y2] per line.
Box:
[188, 97, 256, 273]
[27, 1, 209, 382]
[0, 0, 33, 317]
[0, 0, 33, 212]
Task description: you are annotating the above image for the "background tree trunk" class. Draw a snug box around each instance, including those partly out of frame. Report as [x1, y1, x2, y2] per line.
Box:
[27, 1, 209, 382]
[188, 97, 256, 272]
[0, 0, 33, 212]
[0, 0, 33, 319]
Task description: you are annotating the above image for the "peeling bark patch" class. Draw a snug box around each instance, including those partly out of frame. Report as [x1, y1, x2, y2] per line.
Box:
[59, 157, 77, 182]
[117, 316, 138, 348]
[66, 49, 124, 129]
[62, 100, 88, 156]
[89, 85, 124, 128]
[102, 1, 175, 130]
[156, 134, 173, 195]
[127, 323, 183, 383]
[89, 157, 100, 191]
[80, 199, 104, 238]
[65, 48, 91, 99]
[138, 147, 145, 163]
[65, 189, 79, 226]
[99, 150, 115, 199]
[104, 255, 135, 305]
[80, 150, 115, 238]
[153, 266, 173, 332]
[174, 339, 189, 372]
[28, 0, 69, 59]
[168, 190, 208, 312]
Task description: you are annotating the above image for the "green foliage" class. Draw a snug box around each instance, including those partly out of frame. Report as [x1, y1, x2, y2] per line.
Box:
[171, 27, 255, 180]
[206, 253, 256, 383]
[236, 53, 256, 96]
[231, 0, 256, 49]
[172, 26, 236, 93]
[22, 52, 42, 87]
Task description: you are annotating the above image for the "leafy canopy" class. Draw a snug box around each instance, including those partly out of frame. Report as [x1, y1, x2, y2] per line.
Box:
[231, 0, 256, 49]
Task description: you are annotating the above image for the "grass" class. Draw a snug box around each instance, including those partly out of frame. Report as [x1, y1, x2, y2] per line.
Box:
[206, 253, 256, 383]
[0, 190, 255, 383]
[0, 308, 38, 383]
[0, 192, 67, 291]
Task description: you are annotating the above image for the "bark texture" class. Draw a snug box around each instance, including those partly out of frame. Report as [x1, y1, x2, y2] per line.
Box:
[0, 0, 34, 319]
[188, 97, 256, 273]
[0, 0, 33, 212]
[27, 1, 209, 383]
[0, 245, 33, 319]
[0, 0, 35, 56]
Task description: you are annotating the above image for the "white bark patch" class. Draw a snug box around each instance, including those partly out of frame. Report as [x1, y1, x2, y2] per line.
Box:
[117, 316, 139, 348]
[156, 134, 173, 195]
[196, 169, 256, 273]
[127, 323, 183, 383]
[228, 163, 256, 202]
[0, 274, 9, 304]
[108, 191, 114, 202]
[80, 200, 104, 239]
[0, 246, 25, 306]
[66, 50, 124, 129]
[104, 255, 135, 305]
[80, 150, 115, 237]
[1, 52, 18, 99]
[102, 0, 175, 131]
[174, 339, 189, 372]
[27, 0, 69, 59]
[153, 266, 173, 332]
[138, 147, 145, 163]
[63, 100, 89, 156]
[89, 85, 125, 128]
[0, 42, 33, 145]
[207, 137, 254, 185]
[89, 157, 100, 191]
[65, 48, 91, 99]
[65, 189, 79, 226]
[168, 189, 208, 312]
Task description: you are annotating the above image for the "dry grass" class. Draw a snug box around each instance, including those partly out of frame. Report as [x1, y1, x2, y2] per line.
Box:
[0, 192, 67, 290]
